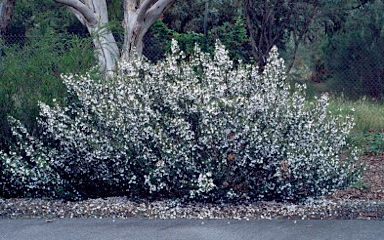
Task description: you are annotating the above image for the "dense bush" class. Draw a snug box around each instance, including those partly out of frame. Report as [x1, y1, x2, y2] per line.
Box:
[0, 40, 362, 202]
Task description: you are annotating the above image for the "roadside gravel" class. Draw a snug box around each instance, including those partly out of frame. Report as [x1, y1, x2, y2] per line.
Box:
[1, 197, 384, 220]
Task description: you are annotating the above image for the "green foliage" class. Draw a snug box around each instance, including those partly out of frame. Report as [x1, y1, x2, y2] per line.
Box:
[150, 19, 212, 56]
[7, 0, 82, 37]
[146, 18, 251, 63]
[349, 133, 384, 156]
[0, 26, 96, 153]
[163, 0, 243, 33]
[209, 18, 252, 62]
[352, 180, 370, 190]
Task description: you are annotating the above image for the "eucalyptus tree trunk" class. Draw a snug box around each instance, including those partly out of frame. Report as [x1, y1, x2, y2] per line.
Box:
[54, 0, 119, 74]
[0, 0, 16, 35]
[54, 0, 175, 74]
[122, 0, 175, 60]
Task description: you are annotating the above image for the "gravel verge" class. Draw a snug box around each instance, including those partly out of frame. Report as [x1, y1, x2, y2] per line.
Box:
[1, 197, 384, 220]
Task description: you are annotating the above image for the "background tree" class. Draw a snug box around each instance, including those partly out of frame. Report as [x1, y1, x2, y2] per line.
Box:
[243, 0, 319, 74]
[163, 0, 242, 33]
[54, 0, 175, 73]
[286, 0, 381, 97]
[320, 0, 384, 99]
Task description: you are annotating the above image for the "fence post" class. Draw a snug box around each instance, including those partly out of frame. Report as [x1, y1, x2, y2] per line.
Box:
[0, 2, 2, 69]
[204, 2, 209, 37]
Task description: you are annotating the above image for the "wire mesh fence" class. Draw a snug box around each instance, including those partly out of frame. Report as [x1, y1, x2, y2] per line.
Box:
[1, 31, 383, 102]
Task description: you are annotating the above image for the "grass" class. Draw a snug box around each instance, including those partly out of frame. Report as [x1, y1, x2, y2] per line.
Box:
[351, 180, 371, 190]
[327, 96, 384, 155]
[328, 97, 384, 133]
[291, 68, 384, 155]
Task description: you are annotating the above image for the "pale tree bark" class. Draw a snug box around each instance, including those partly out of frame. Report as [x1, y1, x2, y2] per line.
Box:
[54, 0, 120, 74]
[0, 0, 17, 35]
[54, 0, 175, 74]
[122, 0, 175, 60]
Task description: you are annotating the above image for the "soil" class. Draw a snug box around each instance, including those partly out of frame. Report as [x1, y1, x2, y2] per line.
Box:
[329, 153, 384, 201]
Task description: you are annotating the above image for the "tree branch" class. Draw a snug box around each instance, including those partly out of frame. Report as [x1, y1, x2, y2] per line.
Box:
[145, 0, 175, 23]
[54, 0, 98, 26]
[243, 0, 261, 64]
[137, 0, 158, 23]
[286, 1, 319, 73]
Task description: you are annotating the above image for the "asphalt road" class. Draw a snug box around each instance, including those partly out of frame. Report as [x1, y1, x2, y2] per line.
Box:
[1, 219, 384, 240]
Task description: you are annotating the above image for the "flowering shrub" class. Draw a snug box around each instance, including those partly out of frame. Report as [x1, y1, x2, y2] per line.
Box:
[0, 40, 362, 202]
